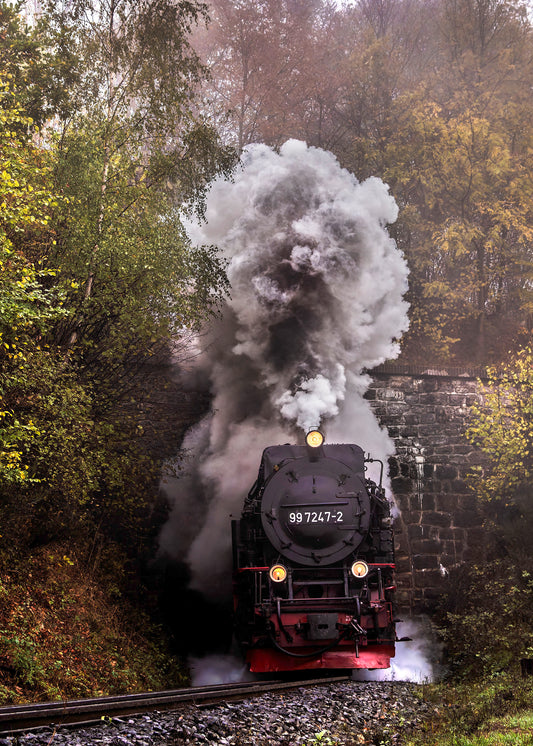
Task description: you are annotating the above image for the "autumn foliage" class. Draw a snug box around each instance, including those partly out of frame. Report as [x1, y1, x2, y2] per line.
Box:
[197, 0, 533, 362]
[1, 0, 533, 700]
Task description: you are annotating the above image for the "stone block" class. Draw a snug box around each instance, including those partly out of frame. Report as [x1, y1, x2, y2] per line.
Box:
[395, 494, 411, 512]
[378, 388, 405, 401]
[384, 403, 408, 418]
[395, 557, 412, 574]
[413, 554, 440, 570]
[417, 494, 435, 511]
[435, 464, 459, 480]
[426, 392, 450, 406]
[435, 407, 450, 424]
[419, 423, 444, 437]
[439, 527, 465, 541]
[452, 479, 470, 494]
[435, 494, 459, 512]
[442, 540, 461, 555]
[453, 444, 472, 455]
[422, 510, 452, 528]
[413, 568, 443, 586]
[407, 524, 424, 540]
[395, 590, 413, 608]
[402, 510, 422, 524]
[452, 382, 479, 395]
[411, 539, 443, 554]
[391, 476, 412, 494]
[440, 554, 460, 567]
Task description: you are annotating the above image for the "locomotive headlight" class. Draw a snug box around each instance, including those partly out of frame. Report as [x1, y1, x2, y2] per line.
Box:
[269, 564, 288, 583]
[306, 429, 324, 448]
[351, 560, 369, 578]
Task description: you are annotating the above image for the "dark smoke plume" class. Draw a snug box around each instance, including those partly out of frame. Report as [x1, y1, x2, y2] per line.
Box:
[159, 140, 409, 601]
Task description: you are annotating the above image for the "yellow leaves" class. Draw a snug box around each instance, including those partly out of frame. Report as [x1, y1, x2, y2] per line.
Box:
[0, 79, 63, 236]
[432, 219, 485, 257]
[467, 345, 533, 504]
[394, 85, 533, 359]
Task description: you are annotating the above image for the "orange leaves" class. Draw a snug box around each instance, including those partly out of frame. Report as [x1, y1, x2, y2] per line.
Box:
[0, 545, 185, 703]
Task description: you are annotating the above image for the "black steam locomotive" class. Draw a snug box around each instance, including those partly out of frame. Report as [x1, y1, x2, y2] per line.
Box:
[231, 430, 396, 672]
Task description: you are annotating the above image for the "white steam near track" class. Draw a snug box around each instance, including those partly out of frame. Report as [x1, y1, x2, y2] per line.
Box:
[159, 140, 409, 602]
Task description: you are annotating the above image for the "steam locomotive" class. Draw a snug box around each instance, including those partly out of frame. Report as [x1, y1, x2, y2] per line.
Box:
[231, 430, 396, 672]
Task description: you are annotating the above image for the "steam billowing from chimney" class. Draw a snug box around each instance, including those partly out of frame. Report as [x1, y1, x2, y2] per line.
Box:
[159, 140, 409, 601]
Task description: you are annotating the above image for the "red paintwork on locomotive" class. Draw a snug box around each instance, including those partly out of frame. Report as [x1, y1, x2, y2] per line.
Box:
[247, 643, 395, 672]
[233, 567, 396, 673]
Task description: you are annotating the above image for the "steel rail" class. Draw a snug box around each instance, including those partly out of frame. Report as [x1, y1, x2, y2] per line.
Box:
[0, 674, 352, 734]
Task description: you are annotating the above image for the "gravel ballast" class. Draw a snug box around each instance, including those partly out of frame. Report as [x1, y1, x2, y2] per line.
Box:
[1, 681, 433, 745]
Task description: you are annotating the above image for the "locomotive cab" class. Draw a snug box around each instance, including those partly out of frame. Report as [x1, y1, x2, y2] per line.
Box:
[232, 432, 396, 672]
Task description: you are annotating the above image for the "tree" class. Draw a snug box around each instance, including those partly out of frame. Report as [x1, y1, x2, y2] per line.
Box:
[439, 346, 533, 676]
[377, 0, 533, 361]
[0, 76, 114, 557]
[0, 0, 233, 562]
[193, 0, 344, 150]
[32, 0, 234, 393]
[331, 0, 440, 178]
[0, 78, 64, 486]
[467, 346, 533, 512]
[384, 96, 533, 361]
[40, 0, 232, 320]
[192, 0, 533, 363]
[27, 0, 234, 557]
[0, 1, 81, 125]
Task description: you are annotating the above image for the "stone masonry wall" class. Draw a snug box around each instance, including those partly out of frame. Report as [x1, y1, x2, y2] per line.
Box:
[365, 369, 487, 612]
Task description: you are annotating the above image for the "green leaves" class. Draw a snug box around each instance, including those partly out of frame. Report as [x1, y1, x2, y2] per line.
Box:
[440, 560, 533, 677]
[0, 2, 232, 561]
[467, 346, 533, 508]
[0, 77, 68, 490]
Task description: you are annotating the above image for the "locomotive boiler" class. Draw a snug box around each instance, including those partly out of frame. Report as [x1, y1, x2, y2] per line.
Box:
[231, 430, 396, 673]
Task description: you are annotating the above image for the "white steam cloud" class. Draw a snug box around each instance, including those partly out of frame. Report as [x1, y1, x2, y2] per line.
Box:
[160, 140, 409, 600]
[353, 617, 441, 682]
[189, 653, 255, 686]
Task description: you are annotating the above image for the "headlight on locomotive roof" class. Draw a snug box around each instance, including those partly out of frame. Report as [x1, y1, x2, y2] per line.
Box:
[269, 564, 288, 583]
[306, 429, 324, 448]
[351, 560, 369, 578]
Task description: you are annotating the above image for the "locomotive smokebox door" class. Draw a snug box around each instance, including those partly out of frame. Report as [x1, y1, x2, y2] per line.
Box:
[307, 613, 339, 640]
[259, 444, 371, 566]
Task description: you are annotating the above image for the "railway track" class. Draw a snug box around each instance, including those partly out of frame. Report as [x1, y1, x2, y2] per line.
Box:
[0, 674, 352, 734]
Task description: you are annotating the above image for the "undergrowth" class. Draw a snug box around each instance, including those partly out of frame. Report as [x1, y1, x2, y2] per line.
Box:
[0, 544, 187, 703]
[404, 673, 533, 746]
